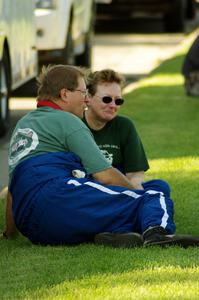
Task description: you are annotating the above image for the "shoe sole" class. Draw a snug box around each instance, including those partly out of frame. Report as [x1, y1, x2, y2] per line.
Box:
[94, 232, 143, 248]
[144, 235, 199, 248]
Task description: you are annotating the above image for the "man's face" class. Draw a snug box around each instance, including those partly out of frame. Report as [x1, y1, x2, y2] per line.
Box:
[88, 82, 123, 122]
[66, 77, 88, 118]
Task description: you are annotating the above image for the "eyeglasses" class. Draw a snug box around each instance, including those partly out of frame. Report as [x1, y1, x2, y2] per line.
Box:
[97, 96, 124, 106]
[73, 89, 88, 98]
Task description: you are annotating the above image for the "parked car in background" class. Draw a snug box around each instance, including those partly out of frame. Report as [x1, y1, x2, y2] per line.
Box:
[0, 0, 38, 137]
[35, 0, 95, 67]
[95, 0, 197, 32]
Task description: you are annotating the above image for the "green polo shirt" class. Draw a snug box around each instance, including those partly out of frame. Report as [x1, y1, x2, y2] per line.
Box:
[9, 107, 111, 180]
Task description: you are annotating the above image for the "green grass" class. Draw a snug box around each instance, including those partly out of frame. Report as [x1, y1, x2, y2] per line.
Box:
[1, 33, 199, 299]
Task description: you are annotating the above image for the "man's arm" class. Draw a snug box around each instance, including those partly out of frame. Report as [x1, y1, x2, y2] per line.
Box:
[1, 191, 18, 239]
[126, 171, 145, 190]
[93, 167, 139, 190]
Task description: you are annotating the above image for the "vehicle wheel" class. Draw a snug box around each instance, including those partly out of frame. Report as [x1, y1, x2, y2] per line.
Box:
[75, 2, 95, 67]
[75, 32, 92, 68]
[13, 77, 37, 97]
[186, 0, 196, 19]
[62, 21, 75, 65]
[0, 50, 10, 137]
[164, 0, 186, 32]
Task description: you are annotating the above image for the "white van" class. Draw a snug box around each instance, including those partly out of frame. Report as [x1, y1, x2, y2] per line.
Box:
[0, 0, 38, 137]
[35, 0, 95, 67]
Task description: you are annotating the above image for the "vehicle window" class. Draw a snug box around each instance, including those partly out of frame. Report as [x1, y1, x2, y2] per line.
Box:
[35, 0, 55, 9]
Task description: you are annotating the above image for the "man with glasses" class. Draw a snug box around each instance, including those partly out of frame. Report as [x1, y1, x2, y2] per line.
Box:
[84, 69, 149, 190]
[3, 64, 199, 249]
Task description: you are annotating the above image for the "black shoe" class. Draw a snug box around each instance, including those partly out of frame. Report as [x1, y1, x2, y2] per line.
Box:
[94, 232, 143, 248]
[143, 226, 199, 248]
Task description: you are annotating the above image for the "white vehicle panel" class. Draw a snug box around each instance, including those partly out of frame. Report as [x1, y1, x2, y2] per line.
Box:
[0, 0, 37, 89]
[35, 0, 94, 66]
[0, 0, 38, 136]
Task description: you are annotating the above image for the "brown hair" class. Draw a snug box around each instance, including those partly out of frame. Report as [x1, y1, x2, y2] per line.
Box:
[87, 69, 125, 96]
[37, 64, 86, 101]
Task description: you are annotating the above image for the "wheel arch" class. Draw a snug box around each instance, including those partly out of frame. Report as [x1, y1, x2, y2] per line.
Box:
[1, 39, 11, 88]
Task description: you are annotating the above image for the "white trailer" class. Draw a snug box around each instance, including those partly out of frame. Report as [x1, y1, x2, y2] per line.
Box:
[35, 0, 95, 67]
[0, 0, 38, 137]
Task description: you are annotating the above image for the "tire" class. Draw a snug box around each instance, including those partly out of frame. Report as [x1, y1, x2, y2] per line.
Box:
[75, 2, 95, 67]
[164, 0, 186, 32]
[62, 21, 75, 65]
[75, 31, 93, 68]
[0, 50, 10, 137]
[13, 77, 37, 97]
[186, 0, 196, 19]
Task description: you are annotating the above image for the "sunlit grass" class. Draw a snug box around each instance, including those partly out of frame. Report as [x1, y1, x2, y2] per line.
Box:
[18, 266, 199, 300]
[140, 74, 183, 87]
[148, 156, 199, 175]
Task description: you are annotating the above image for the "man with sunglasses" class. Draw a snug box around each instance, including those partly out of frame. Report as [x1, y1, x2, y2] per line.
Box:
[83, 69, 149, 189]
[3, 64, 199, 249]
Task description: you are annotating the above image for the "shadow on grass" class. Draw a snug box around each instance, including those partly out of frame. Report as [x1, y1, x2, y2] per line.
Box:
[1, 239, 199, 299]
[1, 237, 199, 299]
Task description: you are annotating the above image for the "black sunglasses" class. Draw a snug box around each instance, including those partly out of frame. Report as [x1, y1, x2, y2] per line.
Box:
[101, 96, 124, 106]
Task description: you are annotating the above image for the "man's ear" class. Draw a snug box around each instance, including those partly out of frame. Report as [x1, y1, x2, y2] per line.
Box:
[60, 88, 69, 102]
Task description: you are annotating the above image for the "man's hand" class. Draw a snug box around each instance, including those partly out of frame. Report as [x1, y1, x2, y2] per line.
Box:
[0, 234, 4, 240]
[0, 230, 18, 240]
[3, 191, 18, 239]
[0, 232, 7, 240]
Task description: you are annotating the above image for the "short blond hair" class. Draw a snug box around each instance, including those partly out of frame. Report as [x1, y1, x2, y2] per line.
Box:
[87, 69, 125, 96]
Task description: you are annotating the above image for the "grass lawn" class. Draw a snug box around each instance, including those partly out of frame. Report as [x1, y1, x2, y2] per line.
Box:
[0, 32, 199, 299]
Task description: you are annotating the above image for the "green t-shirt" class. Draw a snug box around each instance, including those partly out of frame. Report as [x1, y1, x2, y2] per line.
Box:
[8, 107, 111, 180]
[83, 115, 149, 174]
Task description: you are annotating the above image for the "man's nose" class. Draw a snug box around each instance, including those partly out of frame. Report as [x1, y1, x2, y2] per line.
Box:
[84, 96, 89, 104]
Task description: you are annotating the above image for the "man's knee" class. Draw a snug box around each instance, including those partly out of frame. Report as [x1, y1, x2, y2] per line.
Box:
[143, 179, 170, 196]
